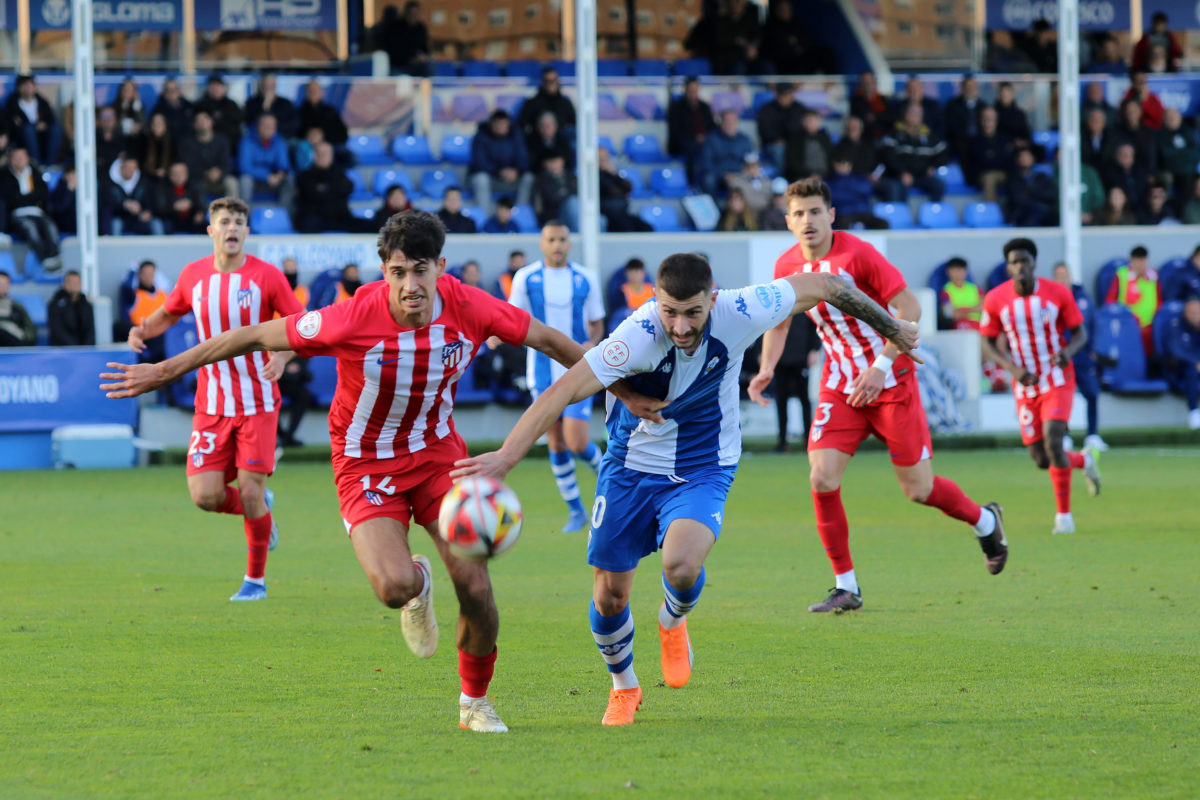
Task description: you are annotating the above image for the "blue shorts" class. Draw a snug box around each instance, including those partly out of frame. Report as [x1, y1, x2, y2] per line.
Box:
[531, 386, 593, 421]
[587, 461, 737, 573]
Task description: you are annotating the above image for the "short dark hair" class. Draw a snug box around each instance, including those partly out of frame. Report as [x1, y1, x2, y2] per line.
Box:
[385, 183, 406, 196]
[496, 196, 514, 210]
[785, 178, 833, 209]
[209, 196, 249, 221]
[1130, 245, 1149, 258]
[946, 257, 967, 270]
[64, 270, 81, 279]
[442, 186, 462, 199]
[138, 260, 155, 271]
[656, 253, 712, 300]
[489, 109, 510, 123]
[625, 258, 645, 273]
[1152, 11, 1168, 24]
[377, 210, 445, 263]
[541, 219, 568, 231]
[509, 249, 524, 259]
[16, 74, 34, 88]
[1003, 237, 1037, 259]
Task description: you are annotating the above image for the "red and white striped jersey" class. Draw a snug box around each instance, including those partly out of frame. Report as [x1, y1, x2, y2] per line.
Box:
[165, 254, 303, 417]
[774, 232, 912, 396]
[981, 278, 1084, 399]
[285, 275, 531, 460]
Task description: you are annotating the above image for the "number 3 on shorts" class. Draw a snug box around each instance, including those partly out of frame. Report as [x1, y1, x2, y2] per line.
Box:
[188, 430, 217, 455]
[814, 402, 834, 427]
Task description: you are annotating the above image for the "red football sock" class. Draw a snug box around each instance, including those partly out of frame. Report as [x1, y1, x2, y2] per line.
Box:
[216, 486, 243, 516]
[1067, 451, 1085, 469]
[459, 648, 498, 699]
[921, 475, 984, 525]
[244, 513, 273, 580]
[812, 489, 853, 574]
[1049, 467, 1073, 513]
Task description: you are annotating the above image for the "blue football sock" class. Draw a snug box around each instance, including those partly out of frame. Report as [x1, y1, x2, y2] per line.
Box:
[590, 601, 637, 690]
[550, 448, 585, 513]
[659, 567, 705, 630]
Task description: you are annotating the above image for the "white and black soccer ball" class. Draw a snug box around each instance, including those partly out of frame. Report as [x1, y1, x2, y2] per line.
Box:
[437, 476, 523, 563]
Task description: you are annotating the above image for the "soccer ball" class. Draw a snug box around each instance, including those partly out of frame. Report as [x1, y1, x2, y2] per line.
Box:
[437, 476, 523, 563]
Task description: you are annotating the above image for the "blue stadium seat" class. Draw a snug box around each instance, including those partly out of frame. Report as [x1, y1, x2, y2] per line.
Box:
[711, 90, 747, 118]
[986, 260, 1010, 291]
[639, 204, 685, 232]
[23, 250, 60, 284]
[937, 163, 971, 195]
[0, 250, 16, 279]
[511, 204, 539, 233]
[1158, 257, 1190, 301]
[1032, 130, 1059, 162]
[347, 134, 390, 166]
[598, 135, 616, 155]
[624, 92, 663, 121]
[440, 134, 472, 165]
[927, 260, 977, 293]
[12, 292, 46, 326]
[420, 169, 462, 201]
[250, 206, 295, 235]
[373, 167, 415, 198]
[433, 61, 459, 78]
[624, 134, 667, 164]
[632, 58, 669, 77]
[549, 60, 577, 78]
[505, 60, 543, 82]
[917, 201, 960, 229]
[461, 61, 501, 78]
[672, 57, 711, 76]
[650, 166, 690, 199]
[392, 134, 437, 165]
[307, 355, 338, 406]
[598, 93, 627, 121]
[461, 204, 487, 230]
[346, 168, 372, 200]
[454, 356, 494, 405]
[42, 168, 62, 192]
[1094, 257, 1126, 303]
[495, 93, 525, 117]
[872, 202, 914, 230]
[596, 59, 628, 77]
[618, 167, 651, 199]
[1092, 304, 1169, 393]
[163, 314, 199, 407]
[1153, 301, 1187, 390]
[450, 93, 490, 123]
[963, 201, 1005, 228]
[355, 206, 377, 221]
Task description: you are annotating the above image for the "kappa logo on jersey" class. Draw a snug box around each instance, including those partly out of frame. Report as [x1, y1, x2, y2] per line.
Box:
[236, 288, 254, 309]
[639, 318, 656, 337]
[660, 361, 673, 374]
[364, 490, 384, 506]
[442, 341, 464, 368]
[705, 355, 720, 373]
[296, 311, 322, 339]
[602, 340, 630, 367]
[735, 294, 750, 319]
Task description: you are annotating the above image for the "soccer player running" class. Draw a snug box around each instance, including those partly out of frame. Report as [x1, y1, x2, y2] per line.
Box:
[748, 179, 1008, 614]
[980, 238, 1101, 535]
[452, 253, 920, 726]
[506, 221, 606, 532]
[104, 211, 603, 732]
[126, 197, 303, 602]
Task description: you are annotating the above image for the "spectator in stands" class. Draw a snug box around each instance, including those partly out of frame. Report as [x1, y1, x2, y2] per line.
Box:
[597, 147, 649, 233]
[469, 109, 533, 215]
[938, 257, 982, 331]
[728, 152, 772, 215]
[333, 263, 361, 304]
[826, 154, 886, 229]
[945, 74, 988, 166]
[667, 77, 715, 184]
[1157, 107, 1199, 196]
[711, 0, 762, 75]
[238, 113, 293, 210]
[383, 1, 433, 77]
[966, 106, 1014, 202]
[892, 75, 944, 137]
[1106, 244, 1161, 354]
[756, 82, 805, 170]
[494, 250, 524, 300]
[986, 29, 1036, 73]
[759, 177, 790, 231]
[298, 80, 349, 149]
[698, 110, 753, 195]
[533, 154, 578, 229]
[483, 196, 520, 233]
[459, 259, 483, 289]
[831, 116, 880, 178]
[295, 141, 372, 233]
[151, 78, 193, 143]
[193, 75, 243, 158]
[280, 257, 310, 310]
[374, 183, 411, 227]
[47, 270, 94, 346]
[276, 353, 312, 448]
[1166, 296, 1200, 429]
[877, 103, 948, 202]
[0, 272, 35, 346]
[104, 155, 164, 236]
[1172, 246, 1200, 301]
[760, 1, 829, 74]
[121, 260, 167, 357]
[1103, 142, 1150, 211]
[528, 111, 574, 174]
[1091, 185, 1137, 226]
[5, 74, 62, 166]
[1122, 69, 1165, 131]
[95, 106, 127, 178]
[619, 259, 655, 312]
[717, 187, 758, 231]
[784, 109, 833, 182]
[1021, 19, 1058, 73]
[1082, 81, 1116, 126]
[518, 67, 576, 146]
[849, 72, 890, 141]
[1006, 147, 1058, 227]
[179, 110, 239, 198]
[1080, 163, 1106, 224]
[437, 186, 477, 234]
[138, 112, 173, 179]
[292, 126, 322, 171]
[1146, 43, 1172, 74]
[993, 82, 1032, 150]
[1081, 107, 1111, 172]
[245, 73, 299, 141]
[154, 161, 206, 234]
[1139, 178, 1178, 225]
[0, 146, 61, 268]
[49, 164, 76, 235]
[1085, 34, 1128, 73]
[1133, 11, 1182, 73]
[114, 78, 146, 137]
[770, 312, 820, 452]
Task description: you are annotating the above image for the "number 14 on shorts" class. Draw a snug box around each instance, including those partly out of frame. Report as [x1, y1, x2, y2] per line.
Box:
[361, 475, 397, 507]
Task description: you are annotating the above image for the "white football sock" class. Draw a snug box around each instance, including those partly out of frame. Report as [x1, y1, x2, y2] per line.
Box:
[835, 569, 858, 595]
[973, 506, 997, 537]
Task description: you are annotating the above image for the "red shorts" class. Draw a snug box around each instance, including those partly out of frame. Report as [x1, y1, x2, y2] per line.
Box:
[808, 376, 932, 466]
[186, 410, 279, 480]
[1015, 381, 1075, 445]
[332, 432, 466, 531]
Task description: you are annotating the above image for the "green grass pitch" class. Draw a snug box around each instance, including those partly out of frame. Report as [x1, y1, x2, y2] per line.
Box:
[2, 447, 1198, 798]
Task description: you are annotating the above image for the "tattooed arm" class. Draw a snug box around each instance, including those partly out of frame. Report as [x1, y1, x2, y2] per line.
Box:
[782, 272, 921, 361]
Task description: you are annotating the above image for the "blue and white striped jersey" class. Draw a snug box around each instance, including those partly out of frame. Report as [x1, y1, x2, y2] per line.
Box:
[584, 278, 796, 477]
[508, 260, 605, 393]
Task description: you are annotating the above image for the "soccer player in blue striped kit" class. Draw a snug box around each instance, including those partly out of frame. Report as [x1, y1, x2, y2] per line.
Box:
[506, 221, 607, 532]
[455, 253, 919, 725]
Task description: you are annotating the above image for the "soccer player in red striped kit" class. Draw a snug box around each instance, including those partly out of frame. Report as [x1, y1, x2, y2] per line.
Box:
[103, 211, 624, 732]
[749, 179, 1008, 613]
[127, 197, 304, 602]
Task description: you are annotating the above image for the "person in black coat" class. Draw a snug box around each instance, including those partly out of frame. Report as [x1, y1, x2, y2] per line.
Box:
[5, 74, 62, 166]
[667, 77, 715, 184]
[516, 67, 577, 146]
[756, 82, 806, 170]
[944, 74, 989, 165]
[49, 165, 77, 235]
[192, 75, 244, 158]
[771, 313, 821, 452]
[153, 161, 207, 234]
[244, 73, 299, 141]
[0, 146, 62, 265]
[294, 142, 375, 233]
[150, 78, 194, 143]
[437, 187, 477, 234]
[48, 270, 94, 346]
[384, 1, 433, 77]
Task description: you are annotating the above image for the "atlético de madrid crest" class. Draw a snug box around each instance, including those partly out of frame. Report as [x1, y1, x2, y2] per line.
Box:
[237, 288, 253, 309]
[442, 341, 464, 367]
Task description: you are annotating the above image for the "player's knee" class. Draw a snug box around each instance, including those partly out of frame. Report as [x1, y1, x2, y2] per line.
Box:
[239, 484, 267, 515]
[190, 488, 225, 512]
[594, 587, 630, 617]
[1029, 448, 1050, 469]
[661, 560, 701, 593]
[902, 480, 931, 504]
[375, 570, 423, 609]
[809, 468, 840, 493]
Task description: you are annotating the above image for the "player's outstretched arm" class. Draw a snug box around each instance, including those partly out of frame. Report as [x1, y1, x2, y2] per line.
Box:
[451, 360, 605, 481]
[788, 272, 921, 359]
[523, 317, 588, 368]
[128, 307, 182, 354]
[100, 318, 292, 398]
